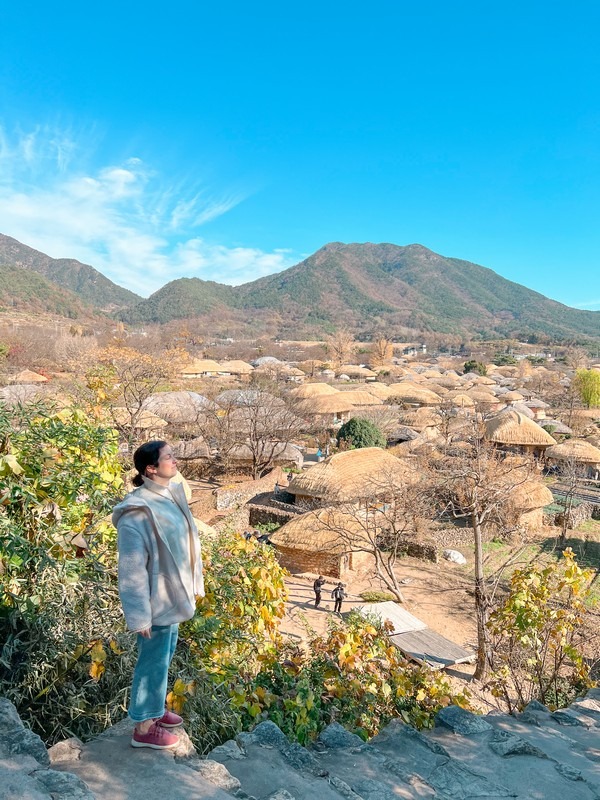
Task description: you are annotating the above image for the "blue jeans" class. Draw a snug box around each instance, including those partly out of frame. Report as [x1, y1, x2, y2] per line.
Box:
[128, 624, 179, 723]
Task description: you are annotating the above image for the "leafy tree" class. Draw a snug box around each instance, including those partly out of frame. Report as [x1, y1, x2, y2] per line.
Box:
[573, 369, 600, 408]
[337, 417, 386, 449]
[493, 353, 518, 366]
[487, 549, 593, 712]
[0, 403, 130, 743]
[463, 360, 487, 376]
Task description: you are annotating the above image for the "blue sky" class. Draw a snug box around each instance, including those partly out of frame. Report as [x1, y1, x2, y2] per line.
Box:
[1, 2, 599, 308]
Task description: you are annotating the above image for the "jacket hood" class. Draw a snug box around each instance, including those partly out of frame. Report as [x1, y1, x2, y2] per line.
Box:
[112, 489, 151, 527]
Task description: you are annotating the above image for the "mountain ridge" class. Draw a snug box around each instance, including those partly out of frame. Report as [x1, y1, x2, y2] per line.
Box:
[1, 235, 598, 342]
[0, 234, 141, 311]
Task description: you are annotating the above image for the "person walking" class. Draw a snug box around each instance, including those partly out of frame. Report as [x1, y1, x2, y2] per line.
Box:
[331, 582, 347, 614]
[313, 575, 326, 608]
[113, 440, 204, 750]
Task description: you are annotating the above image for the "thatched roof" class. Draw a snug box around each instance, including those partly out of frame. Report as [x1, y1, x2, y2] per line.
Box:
[227, 441, 304, 467]
[524, 398, 550, 410]
[289, 383, 340, 399]
[387, 382, 442, 406]
[423, 382, 449, 395]
[340, 390, 383, 407]
[218, 360, 254, 375]
[112, 408, 168, 429]
[299, 394, 356, 415]
[472, 375, 496, 385]
[143, 391, 214, 423]
[509, 481, 554, 511]
[389, 438, 438, 458]
[337, 365, 377, 378]
[172, 437, 211, 460]
[484, 410, 557, 446]
[398, 407, 441, 431]
[539, 419, 573, 435]
[362, 383, 393, 399]
[465, 390, 500, 404]
[506, 402, 535, 419]
[216, 389, 267, 407]
[545, 439, 600, 464]
[450, 393, 476, 408]
[270, 507, 368, 554]
[10, 369, 48, 383]
[503, 391, 525, 403]
[181, 359, 222, 375]
[288, 447, 415, 501]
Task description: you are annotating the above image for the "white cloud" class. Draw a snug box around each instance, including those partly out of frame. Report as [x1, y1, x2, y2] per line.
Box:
[571, 300, 600, 310]
[0, 124, 297, 296]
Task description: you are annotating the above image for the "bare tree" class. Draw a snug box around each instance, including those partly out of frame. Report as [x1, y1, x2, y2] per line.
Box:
[315, 465, 429, 603]
[370, 335, 394, 368]
[427, 436, 536, 680]
[324, 329, 356, 368]
[205, 390, 307, 479]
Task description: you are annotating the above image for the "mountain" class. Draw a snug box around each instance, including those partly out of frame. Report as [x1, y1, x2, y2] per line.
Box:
[122, 277, 236, 324]
[0, 234, 140, 311]
[0, 264, 94, 319]
[120, 242, 600, 342]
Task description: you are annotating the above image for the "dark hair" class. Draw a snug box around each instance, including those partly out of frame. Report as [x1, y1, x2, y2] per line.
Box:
[132, 440, 168, 487]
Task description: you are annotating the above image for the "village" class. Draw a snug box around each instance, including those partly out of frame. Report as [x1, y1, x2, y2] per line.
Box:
[1, 327, 599, 690]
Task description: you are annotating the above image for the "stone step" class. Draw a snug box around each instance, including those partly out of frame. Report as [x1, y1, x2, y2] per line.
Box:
[52, 719, 237, 800]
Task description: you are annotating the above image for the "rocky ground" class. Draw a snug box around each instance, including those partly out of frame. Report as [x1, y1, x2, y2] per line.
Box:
[3, 690, 600, 799]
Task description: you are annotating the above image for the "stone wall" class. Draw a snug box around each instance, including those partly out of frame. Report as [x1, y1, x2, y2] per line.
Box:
[215, 467, 287, 511]
[273, 546, 343, 579]
[546, 501, 600, 530]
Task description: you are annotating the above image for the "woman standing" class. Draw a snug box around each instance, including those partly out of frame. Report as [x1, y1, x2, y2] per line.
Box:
[113, 440, 204, 750]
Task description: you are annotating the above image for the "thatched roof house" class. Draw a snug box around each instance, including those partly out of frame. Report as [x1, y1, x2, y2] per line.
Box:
[218, 360, 254, 378]
[387, 383, 442, 406]
[288, 447, 415, 508]
[341, 390, 383, 407]
[227, 441, 304, 470]
[269, 507, 372, 578]
[298, 393, 355, 424]
[181, 359, 222, 378]
[289, 383, 340, 399]
[143, 391, 214, 424]
[545, 439, 600, 465]
[10, 369, 48, 383]
[362, 383, 393, 400]
[450, 393, 476, 409]
[172, 437, 211, 461]
[112, 408, 168, 435]
[484, 409, 556, 455]
[508, 480, 554, 530]
[336, 365, 377, 381]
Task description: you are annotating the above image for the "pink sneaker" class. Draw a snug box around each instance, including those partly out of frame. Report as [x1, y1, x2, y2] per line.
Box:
[157, 709, 183, 728]
[131, 722, 179, 750]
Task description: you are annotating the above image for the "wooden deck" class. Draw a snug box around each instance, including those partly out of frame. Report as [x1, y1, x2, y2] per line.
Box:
[353, 600, 474, 670]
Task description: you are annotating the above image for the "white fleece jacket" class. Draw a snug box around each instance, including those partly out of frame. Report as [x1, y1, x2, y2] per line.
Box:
[113, 477, 205, 632]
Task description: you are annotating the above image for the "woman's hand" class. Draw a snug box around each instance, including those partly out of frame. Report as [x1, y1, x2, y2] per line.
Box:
[139, 627, 152, 639]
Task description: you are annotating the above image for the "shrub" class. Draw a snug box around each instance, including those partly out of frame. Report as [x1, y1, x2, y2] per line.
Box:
[227, 613, 471, 744]
[0, 402, 132, 743]
[486, 548, 594, 713]
[463, 360, 487, 376]
[360, 590, 397, 602]
[337, 417, 385, 449]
